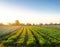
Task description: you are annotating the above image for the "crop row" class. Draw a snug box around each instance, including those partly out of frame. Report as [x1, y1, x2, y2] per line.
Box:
[0, 26, 60, 47]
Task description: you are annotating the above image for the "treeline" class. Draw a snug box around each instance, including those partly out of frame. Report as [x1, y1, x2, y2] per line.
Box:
[0, 20, 60, 26]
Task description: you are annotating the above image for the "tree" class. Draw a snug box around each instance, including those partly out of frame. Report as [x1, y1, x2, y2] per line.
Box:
[49, 23, 53, 25]
[15, 20, 20, 26]
[32, 24, 35, 26]
[26, 23, 31, 26]
[39, 23, 43, 26]
[0, 23, 4, 26]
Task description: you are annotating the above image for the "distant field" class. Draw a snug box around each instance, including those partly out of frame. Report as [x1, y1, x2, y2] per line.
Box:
[0, 26, 20, 36]
[44, 25, 60, 29]
[0, 25, 60, 47]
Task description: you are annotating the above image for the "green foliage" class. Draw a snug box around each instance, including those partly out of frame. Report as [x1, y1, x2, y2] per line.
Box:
[0, 26, 60, 47]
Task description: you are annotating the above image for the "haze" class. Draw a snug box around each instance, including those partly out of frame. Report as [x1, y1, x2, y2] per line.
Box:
[0, 0, 60, 24]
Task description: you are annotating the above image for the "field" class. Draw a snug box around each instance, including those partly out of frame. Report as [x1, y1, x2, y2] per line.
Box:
[0, 25, 60, 47]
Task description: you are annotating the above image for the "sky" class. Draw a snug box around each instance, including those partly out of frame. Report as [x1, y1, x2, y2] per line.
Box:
[0, 0, 60, 24]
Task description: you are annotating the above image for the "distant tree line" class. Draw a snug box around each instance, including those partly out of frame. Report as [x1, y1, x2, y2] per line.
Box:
[0, 20, 60, 26]
[0, 23, 4, 26]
